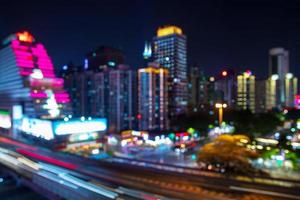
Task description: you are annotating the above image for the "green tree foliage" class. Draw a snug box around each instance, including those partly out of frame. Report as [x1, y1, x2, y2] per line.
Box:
[172, 109, 282, 138]
[197, 134, 260, 175]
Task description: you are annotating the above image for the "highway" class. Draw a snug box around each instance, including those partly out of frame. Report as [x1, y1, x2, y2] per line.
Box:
[0, 142, 169, 200]
[0, 136, 300, 200]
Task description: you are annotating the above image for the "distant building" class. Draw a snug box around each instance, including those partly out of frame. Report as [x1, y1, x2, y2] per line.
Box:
[62, 63, 136, 133]
[266, 73, 298, 110]
[188, 65, 210, 112]
[236, 70, 255, 112]
[268, 47, 298, 108]
[86, 46, 125, 72]
[214, 69, 236, 107]
[143, 41, 152, 60]
[255, 79, 267, 113]
[153, 25, 188, 117]
[138, 63, 169, 131]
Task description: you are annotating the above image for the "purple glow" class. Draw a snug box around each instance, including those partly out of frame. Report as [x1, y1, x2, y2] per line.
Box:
[19, 71, 33, 76]
[30, 92, 47, 98]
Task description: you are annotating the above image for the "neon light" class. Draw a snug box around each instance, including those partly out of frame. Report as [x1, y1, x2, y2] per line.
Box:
[30, 92, 47, 98]
[53, 118, 107, 135]
[0, 137, 36, 151]
[16, 149, 77, 170]
[20, 71, 33, 76]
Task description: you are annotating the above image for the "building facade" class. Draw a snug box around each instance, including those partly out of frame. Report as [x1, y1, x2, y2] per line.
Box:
[138, 63, 169, 131]
[0, 31, 71, 120]
[153, 25, 188, 117]
[62, 63, 136, 133]
[236, 71, 255, 112]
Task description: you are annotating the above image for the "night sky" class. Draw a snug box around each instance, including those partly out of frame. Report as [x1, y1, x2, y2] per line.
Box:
[1, 0, 300, 78]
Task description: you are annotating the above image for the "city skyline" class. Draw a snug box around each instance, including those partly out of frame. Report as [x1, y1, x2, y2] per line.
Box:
[1, 0, 300, 78]
[0, 1, 300, 199]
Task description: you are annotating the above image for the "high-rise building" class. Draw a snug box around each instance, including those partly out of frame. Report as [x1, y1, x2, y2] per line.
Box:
[255, 79, 267, 113]
[0, 31, 71, 119]
[188, 65, 209, 112]
[236, 70, 255, 112]
[268, 48, 298, 109]
[214, 69, 236, 107]
[268, 48, 289, 107]
[285, 73, 298, 108]
[62, 63, 136, 133]
[138, 63, 169, 131]
[153, 25, 188, 117]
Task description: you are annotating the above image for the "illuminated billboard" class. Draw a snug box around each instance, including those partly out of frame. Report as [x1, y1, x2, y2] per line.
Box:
[53, 118, 107, 135]
[20, 118, 54, 140]
[0, 110, 11, 129]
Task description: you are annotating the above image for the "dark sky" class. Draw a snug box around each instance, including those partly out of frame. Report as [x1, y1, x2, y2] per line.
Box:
[1, 0, 300, 78]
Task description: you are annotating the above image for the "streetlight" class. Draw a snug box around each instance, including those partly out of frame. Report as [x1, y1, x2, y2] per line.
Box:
[215, 103, 227, 126]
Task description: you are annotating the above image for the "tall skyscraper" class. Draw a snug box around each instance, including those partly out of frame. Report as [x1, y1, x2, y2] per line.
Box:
[62, 62, 136, 133]
[188, 65, 209, 112]
[214, 69, 236, 106]
[153, 25, 188, 117]
[0, 31, 71, 119]
[268, 48, 298, 109]
[138, 63, 169, 131]
[236, 70, 255, 112]
[268, 48, 289, 107]
[255, 79, 267, 113]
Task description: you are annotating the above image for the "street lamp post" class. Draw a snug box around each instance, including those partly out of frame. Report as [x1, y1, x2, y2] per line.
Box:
[215, 103, 227, 126]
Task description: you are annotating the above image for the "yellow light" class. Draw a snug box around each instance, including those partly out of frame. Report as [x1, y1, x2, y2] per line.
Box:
[240, 139, 248, 144]
[222, 103, 227, 108]
[139, 67, 168, 74]
[256, 138, 278, 144]
[157, 26, 183, 37]
[215, 103, 222, 108]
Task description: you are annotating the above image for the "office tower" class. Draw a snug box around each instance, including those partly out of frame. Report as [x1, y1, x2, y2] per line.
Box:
[62, 63, 135, 133]
[106, 65, 136, 132]
[153, 25, 188, 117]
[189, 65, 200, 111]
[0, 31, 71, 119]
[214, 69, 236, 106]
[285, 73, 298, 108]
[255, 79, 267, 113]
[188, 65, 209, 112]
[236, 71, 255, 112]
[266, 75, 278, 110]
[268, 48, 290, 107]
[86, 46, 125, 71]
[138, 63, 169, 131]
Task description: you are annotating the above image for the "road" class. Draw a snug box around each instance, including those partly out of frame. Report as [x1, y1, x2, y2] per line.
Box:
[1, 136, 300, 200]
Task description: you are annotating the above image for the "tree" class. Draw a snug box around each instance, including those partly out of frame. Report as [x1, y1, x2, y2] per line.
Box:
[197, 134, 260, 175]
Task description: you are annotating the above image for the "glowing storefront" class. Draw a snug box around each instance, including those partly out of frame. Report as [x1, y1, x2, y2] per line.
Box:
[19, 117, 107, 144]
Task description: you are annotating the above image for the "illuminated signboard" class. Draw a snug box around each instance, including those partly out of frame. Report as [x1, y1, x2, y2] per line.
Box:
[0, 110, 11, 129]
[53, 118, 107, 135]
[20, 118, 54, 140]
